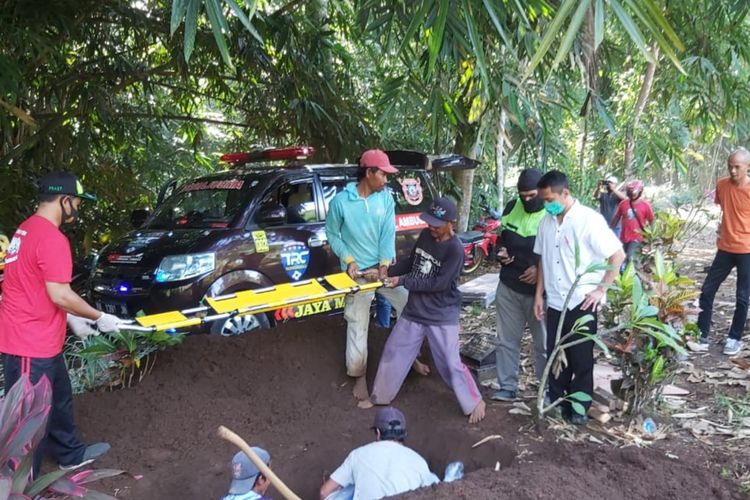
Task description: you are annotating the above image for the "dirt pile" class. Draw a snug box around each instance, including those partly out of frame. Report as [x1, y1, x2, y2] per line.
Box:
[70, 315, 742, 499]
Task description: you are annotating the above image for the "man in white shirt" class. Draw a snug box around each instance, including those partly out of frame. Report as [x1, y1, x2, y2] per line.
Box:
[533, 170, 624, 425]
[319, 407, 439, 500]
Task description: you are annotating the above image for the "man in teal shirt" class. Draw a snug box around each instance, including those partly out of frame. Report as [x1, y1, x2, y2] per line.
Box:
[326, 149, 408, 401]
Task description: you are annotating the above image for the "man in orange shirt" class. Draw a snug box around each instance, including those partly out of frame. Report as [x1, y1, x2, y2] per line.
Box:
[697, 148, 750, 355]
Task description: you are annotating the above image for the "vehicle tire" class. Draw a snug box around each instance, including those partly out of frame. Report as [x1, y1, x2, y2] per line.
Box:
[210, 312, 270, 336]
[462, 246, 484, 275]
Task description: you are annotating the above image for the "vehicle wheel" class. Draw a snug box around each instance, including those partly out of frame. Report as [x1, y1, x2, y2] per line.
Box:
[210, 312, 270, 336]
[462, 246, 484, 275]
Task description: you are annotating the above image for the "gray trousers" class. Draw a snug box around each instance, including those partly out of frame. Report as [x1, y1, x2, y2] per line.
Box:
[494, 280, 547, 392]
[371, 317, 482, 415]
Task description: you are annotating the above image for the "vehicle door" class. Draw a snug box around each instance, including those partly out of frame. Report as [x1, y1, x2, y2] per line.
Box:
[249, 175, 329, 284]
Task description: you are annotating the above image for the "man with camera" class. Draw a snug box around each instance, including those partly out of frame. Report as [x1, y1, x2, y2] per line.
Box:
[592, 174, 626, 233]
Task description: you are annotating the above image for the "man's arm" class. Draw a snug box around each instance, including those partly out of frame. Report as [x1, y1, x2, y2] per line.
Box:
[610, 211, 621, 229]
[325, 197, 354, 266]
[610, 201, 624, 229]
[580, 248, 625, 311]
[592, 182, 603, 201]
[645, 202, 655, 224]
[533, 260, 545, 321]
[321, 456, 353, 500]
[377, 196, 397, 278]
[46, 282, 103, 320]
[320, 478, 342, 500]
[610, 183, 627, 201]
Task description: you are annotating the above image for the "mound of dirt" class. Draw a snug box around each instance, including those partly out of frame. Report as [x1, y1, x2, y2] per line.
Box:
[68, 315, 741, 499]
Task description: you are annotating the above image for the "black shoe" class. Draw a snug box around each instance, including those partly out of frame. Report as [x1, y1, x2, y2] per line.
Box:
[568, 413, 589, 426]
[59, 442, 111, 470]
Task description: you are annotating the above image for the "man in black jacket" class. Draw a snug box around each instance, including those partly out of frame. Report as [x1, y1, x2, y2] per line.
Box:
[491, 169, 547, 402]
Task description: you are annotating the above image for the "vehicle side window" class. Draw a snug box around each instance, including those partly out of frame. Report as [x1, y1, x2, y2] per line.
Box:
[319, 177, 353, 218]
[256, 180, 316, 225]
[320, 172, 434, 219]
[389, 171, 433, 214]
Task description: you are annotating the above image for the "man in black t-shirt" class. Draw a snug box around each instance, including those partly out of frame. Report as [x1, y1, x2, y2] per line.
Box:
[358, 197, 486, 424]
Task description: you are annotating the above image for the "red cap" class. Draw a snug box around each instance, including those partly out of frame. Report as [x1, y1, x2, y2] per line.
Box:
[360, 149, 398, 174]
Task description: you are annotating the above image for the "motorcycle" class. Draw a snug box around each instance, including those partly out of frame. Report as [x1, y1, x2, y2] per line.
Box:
[458, 194, 501, 275]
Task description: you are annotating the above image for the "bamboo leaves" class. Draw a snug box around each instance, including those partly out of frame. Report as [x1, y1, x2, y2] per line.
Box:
[171, 0, 262, 67]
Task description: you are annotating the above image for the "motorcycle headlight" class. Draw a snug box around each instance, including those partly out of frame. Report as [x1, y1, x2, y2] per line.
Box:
[155, 253, 215, 283]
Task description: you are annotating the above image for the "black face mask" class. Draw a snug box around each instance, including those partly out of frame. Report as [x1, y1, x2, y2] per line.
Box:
[60, 197, 79, 224]
[521, 196, 544, 213]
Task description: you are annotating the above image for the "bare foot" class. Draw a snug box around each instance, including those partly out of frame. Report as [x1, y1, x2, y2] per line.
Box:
[357, 399, 374, 409]
[352, 376, 369, 401]
[412, 359, 430, 376]
[468, 400, 486, 424]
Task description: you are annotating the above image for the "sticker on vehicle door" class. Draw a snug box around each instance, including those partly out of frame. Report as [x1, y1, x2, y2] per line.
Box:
[252, 230, 269, 253]
[395, 213, 428, 232]
[280, 242, 310, 280]
[398, 178, 423, 205]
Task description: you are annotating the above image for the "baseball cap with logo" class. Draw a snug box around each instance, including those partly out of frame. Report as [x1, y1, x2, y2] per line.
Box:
[359, 149, 398, 174]
[228, 448, 271, 494]
[371, 406, 407, 433]
[419, 197, 458, 227]
[38, 172, 96, 201]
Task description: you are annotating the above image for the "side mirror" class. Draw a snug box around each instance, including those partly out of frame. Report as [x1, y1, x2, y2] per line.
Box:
[257, 204, 287, 226]
[130, 208, 151, 228]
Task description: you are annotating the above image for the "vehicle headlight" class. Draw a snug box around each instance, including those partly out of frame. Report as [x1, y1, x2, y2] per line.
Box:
[155, 253, 215, 283]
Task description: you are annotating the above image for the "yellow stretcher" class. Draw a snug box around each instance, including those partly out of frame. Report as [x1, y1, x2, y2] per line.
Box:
[120, 272, 383, 332]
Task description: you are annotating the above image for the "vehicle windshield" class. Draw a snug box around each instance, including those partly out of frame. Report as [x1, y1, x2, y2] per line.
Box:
[145, 178, 251, 229]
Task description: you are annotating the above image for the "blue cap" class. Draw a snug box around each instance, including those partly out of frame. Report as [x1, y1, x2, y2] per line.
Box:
[228, 448, 270, 494]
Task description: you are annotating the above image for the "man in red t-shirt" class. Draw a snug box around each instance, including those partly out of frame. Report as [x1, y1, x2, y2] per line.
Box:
[610, 180, 654, 267]
[697, 149, 750, 356]
[0, 172, 122, 474]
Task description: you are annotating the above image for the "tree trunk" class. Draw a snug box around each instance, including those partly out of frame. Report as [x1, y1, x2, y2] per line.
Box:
[452, 124, 481, 232]
[496, 109, 507, 210]
[577, 2, 596, 188]
[624, 46, 659, 177]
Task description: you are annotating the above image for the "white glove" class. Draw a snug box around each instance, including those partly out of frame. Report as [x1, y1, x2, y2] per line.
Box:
[95, 312, 122, 333]
[67, 313, 99, 339]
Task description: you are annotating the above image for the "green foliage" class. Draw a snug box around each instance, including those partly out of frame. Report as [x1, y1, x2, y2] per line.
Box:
[602, 251, 698, 415]
[641, 191, 713, 265]
[0, 375, 130, 498]
[65, 329, 186, 393]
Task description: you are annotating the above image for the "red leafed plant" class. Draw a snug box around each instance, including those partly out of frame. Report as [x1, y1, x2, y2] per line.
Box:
[0, 374, 136, 499]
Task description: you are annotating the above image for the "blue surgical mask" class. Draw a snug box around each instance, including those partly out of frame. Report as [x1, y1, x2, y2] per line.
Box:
[544, 200, 565, 216]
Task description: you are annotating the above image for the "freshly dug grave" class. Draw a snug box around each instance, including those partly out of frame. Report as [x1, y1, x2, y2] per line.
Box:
[70, 315, 742, 499]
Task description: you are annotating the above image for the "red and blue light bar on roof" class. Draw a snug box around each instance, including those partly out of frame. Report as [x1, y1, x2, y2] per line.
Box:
[220, 146, 315, 165]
